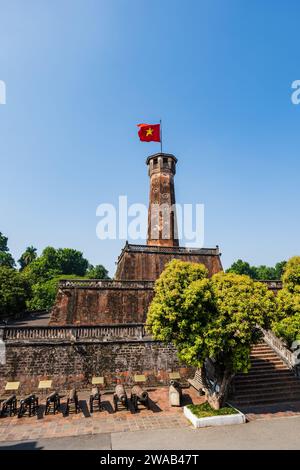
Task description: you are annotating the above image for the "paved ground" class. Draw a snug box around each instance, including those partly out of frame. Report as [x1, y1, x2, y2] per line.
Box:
[0, 387, 203, 443]
[2, 386, 300, 450]
[4, 310, 50, 326]
[1, 415, 300, 450]
[232, 400, 300, 421]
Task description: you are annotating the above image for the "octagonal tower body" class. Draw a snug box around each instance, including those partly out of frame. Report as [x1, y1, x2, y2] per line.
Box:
[146, 153, 179, 247]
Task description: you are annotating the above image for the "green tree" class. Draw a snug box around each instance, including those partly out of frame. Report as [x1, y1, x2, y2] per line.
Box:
[56, 248, 89, 276]
[0, 266, 31, 317]
[272, 257, 300, 346]
[23, 251, 60, 284]
[85, 264, 110, 279]
[254, 265, 276, 280]
[281, 256, 300, 293]
[26, 274, 83, 311]
[147, 260, 275, 409]
[18, 246, 37, 271]
[0, 232, 9, 252]
[227, 259, 287, 280]
[274, 261, 287, 280]
[226, 259, 256, 278]
[272, 314, 300, 346]
[24, 246, 89, 283]
[0, 232, 15, 268]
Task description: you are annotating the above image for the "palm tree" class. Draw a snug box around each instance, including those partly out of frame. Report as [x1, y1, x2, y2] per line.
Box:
[18, 246, 37, 271]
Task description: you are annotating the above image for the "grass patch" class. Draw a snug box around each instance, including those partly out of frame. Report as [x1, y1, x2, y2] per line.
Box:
[187, 402, 237, 418]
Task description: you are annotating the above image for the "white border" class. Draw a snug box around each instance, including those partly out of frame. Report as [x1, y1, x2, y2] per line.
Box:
[184, 405, 246, 428]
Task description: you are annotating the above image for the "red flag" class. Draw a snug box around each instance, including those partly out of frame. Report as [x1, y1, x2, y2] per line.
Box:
[137, 123, 161, 142]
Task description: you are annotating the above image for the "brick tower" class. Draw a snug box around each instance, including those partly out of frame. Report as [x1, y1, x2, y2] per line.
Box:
[50, 151, 223, 325]
[146, 153, 179, 247]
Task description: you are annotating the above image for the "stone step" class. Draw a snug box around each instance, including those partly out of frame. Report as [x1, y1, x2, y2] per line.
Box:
[249, 361, 288, 368]
[234, 384, 300, 396]
[234, 377, 299, 389]
[251, 346, 279, 351]
[250, 351, 283, 358]
[232, 393, 300, 406]
[235, 371, 293, 381]
[251, 352, 274, 356]
[231, 340, 299, 406]
[250, 358, 285, 365]
[250, 355, 281, 360]
[247, 366, 288, 373]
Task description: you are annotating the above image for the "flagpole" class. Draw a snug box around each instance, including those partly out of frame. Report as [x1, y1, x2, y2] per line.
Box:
[160, 119, 163, 154]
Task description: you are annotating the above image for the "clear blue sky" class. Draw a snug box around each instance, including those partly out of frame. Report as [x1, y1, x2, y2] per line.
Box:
[1, 0, 300, 276]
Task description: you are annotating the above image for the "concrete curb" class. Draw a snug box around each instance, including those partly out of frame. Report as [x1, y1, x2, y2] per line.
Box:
[183, 405, 246, 428]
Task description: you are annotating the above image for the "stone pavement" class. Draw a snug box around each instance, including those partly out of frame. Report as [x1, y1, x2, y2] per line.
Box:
[231, 400, 300, 421]
[2, 415, 300, 449]
[2, 386, 300, 446]
[5, 310, 50, 326]
[111, 415, 300, 450]
[0, 387, 204, 443]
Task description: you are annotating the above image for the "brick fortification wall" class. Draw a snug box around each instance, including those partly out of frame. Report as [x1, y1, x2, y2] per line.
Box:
[50, 245, 223, 326]
[0, 326, 193, 394]
[115, 244, 223, 281]
[50, 280, 154, 326]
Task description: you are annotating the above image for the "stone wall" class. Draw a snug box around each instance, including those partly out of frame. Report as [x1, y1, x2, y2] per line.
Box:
[50, 280, 154, 326]
[0, 331, 192, 394]
[115, 244, 223, 281]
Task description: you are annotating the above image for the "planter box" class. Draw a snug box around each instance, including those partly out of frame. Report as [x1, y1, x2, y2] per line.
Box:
[183, 405, 246, 428]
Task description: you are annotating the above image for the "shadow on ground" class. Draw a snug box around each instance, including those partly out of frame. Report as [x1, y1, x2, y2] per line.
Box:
[0, 441, 42, 450]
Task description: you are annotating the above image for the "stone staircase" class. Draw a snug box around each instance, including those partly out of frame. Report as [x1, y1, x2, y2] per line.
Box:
[231, 342, 300, 406]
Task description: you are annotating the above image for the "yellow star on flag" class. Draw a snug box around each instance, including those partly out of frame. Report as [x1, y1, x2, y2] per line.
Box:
[146, 128, 154, 136]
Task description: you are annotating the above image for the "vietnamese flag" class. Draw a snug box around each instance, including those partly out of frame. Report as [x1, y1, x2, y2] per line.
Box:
[137, 123, 161, 142]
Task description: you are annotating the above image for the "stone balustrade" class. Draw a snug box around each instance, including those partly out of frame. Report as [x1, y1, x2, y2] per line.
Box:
[260, 280, 283, 290]
[0, 323, 147, 343]
[260, 327, 296, 369]
[119, 243, 220, 256]
[58, 279, 155, 290]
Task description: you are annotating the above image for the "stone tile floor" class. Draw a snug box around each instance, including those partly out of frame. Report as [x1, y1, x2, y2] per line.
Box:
[0, 387, 204, 442]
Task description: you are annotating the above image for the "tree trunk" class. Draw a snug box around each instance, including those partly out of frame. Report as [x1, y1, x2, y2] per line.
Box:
[200, 361, 234, 410]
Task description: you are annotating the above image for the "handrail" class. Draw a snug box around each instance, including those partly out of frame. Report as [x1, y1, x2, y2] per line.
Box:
[260, 327, 296, 369]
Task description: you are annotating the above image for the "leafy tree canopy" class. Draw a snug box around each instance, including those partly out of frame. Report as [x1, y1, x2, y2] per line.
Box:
[0, 232, 15, 268]
[210, 272, 274, 371]
[226, 259, 256, 278]
[281, 256, 300, 293]
[0, 232, 9, 252]
[272, 257, 300, 346]
[85, 264, 110, 279]
[26, 274, 84, 311]
[18, 246, 37, 271]
[24, 246, 89, 283]
[0, 251, 15, 269]
[147, 260, 275, 407]
[0, 266, 31, 317]
[226, 259, 286, 280]
[0, 233, 110, 316]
